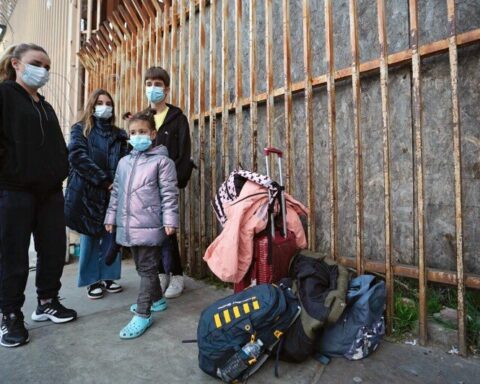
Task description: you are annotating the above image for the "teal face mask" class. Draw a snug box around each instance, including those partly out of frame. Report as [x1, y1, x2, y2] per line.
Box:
[146, 86, 165, 103]
[128, 134, 152, 152]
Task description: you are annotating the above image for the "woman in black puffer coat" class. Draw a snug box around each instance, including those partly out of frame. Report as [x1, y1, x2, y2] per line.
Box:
[64, 89, 128, 300]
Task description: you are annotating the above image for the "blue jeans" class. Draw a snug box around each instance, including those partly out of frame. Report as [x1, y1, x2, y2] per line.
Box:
[78, 233, 121, 287]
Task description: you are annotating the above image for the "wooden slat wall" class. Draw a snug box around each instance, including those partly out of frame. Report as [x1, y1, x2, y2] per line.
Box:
[79, 0, 480, 354]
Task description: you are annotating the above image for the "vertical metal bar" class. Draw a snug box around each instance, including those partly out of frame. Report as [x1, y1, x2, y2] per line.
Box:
[96, 0, 102, 30]
[302, 0, 315, 250]
[409, 0, 427, 346]
[209, 0, 218, 240]
[221, 0, 229, 179]
[283, 0, 293, 194]
[179, 0, 187, 112]
[447, 0, 467, 357]
[249, 0, 258, 171]
[162, 0, 171, 69]
[155, 6, 164, 64]
[188, 0, 196, 275]
[349, 0, 364, 275]
[85, 0, 93, 102]
[325, 0, 337, 260]
[234, 0, 243, 168]
[265, 0, 274, 149]
[178, 0, 187, 266]
[170, 0, 178, 105]
[132, 33, 143, 111]
[377, 0, 394, 335]
[73, 0, 82, 115]
[143, 0, 156, 67]
[198, 0, 207, 275]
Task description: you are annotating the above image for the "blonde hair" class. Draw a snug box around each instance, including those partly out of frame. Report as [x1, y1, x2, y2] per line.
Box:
[0, 43, 48, 82]
[78, 88, 116, 137]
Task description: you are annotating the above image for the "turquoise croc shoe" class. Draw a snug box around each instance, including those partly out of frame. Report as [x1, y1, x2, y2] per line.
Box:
[119, 315, 152, 339]
[130, 298, 168, 314]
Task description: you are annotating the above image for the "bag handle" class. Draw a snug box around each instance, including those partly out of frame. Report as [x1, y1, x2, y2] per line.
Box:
[347, 275, 376, 301]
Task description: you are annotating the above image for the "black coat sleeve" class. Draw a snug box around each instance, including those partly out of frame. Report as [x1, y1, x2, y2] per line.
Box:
[175, 114, 194, 188]
[68, 123, 110, 186]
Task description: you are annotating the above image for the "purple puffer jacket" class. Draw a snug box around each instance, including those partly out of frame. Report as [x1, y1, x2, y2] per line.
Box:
[104, 145, 179, 247]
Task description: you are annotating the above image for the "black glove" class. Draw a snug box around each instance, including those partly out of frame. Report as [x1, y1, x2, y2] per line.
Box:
[105, 232, 121, 266]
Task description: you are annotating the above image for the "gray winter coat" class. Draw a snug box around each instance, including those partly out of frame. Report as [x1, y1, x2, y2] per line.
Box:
[104, 145, 179, 247]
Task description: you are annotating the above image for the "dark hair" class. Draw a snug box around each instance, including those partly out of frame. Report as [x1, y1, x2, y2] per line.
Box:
[128, 111, 156, 131]
[144, 66, 170, 87]
[0, 43, 49, 81]
[78, 88, 116, 137]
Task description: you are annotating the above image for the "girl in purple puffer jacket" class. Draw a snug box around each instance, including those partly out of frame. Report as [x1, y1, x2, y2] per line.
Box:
[104, 111, 179, 339]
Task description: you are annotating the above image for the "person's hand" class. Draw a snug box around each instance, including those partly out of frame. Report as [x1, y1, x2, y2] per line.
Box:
[105, 224, 114, 233]
[165, 226, 176, 236]
[108, 184, 113, 192]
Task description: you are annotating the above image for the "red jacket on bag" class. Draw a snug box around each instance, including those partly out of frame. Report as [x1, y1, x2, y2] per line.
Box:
[204, 180, 308, 283]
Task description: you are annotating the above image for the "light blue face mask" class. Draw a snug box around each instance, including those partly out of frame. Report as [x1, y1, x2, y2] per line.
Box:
[94, 105, 113, 119]
[146, 86, 165, 103]
[22, 63, 49, 89]
[128, 134, 152, 152]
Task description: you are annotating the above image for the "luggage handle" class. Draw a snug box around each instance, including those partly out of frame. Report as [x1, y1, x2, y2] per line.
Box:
[264, 147, 283, 158]
[264, 147, 287, 238]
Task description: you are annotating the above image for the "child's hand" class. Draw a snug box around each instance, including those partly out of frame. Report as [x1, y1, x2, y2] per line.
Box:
[105, 224, 114, 233]
[165, 226, 176, 236]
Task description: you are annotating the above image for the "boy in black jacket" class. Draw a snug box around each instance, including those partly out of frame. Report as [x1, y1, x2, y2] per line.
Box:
[144, 66, 194, 298]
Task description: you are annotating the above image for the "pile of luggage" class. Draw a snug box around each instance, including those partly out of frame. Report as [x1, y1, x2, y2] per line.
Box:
[198, 148, 387, 383]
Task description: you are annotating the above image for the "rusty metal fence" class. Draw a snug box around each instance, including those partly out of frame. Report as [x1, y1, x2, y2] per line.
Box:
[78, 0, 480, 354]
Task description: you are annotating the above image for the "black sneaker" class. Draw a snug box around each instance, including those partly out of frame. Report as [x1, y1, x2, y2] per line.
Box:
[1, 312, 29, 348]
[102, 280, 123, 293]
[87, 282, 104, 299]
[31, 298, 77, 324]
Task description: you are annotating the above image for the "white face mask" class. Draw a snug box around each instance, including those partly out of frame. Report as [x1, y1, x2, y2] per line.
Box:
[94, 105, 113, 119]
[22, 63, 49, 89]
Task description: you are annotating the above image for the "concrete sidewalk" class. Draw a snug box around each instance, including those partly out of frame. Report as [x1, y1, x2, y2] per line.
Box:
[1, 259, 479, 384]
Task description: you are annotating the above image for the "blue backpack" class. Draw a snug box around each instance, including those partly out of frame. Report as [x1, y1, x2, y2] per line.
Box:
[197, 284, 301, 382]
[315, 275, 386, 360]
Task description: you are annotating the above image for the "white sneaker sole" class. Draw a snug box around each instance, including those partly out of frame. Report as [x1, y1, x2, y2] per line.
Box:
[164, 290, 184, 299]
[105, 287, 123, 294]
[0, 336, 30, 348]
[31, 312, 75, 324]
[87, 293, 104, 300]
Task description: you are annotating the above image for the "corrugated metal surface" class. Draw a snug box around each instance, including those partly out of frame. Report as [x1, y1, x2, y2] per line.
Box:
[2, 0, 78, 138]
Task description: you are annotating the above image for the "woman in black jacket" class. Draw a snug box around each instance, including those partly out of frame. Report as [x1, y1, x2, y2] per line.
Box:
[0, 43, 77, 348]
[64, 89, 128, 299]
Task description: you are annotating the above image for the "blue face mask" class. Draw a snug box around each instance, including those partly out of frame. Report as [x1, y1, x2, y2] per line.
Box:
[128, 134, 152, 152]
[22, 63, 49, 89]
[94, 105, 113, 119]
[146, 86, 165, 103]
